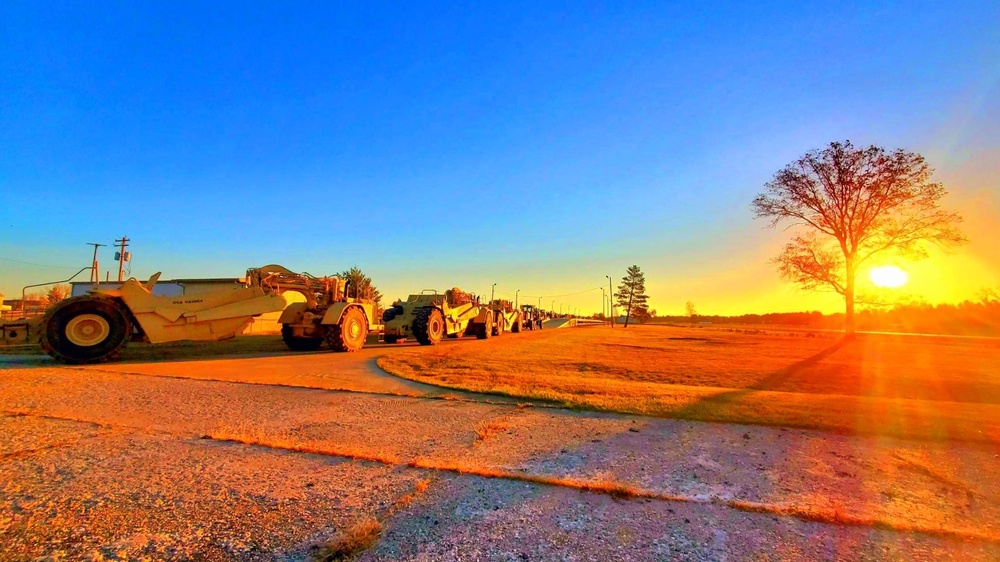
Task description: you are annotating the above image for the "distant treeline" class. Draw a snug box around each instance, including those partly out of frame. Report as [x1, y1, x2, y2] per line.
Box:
[652, 299, 1000, 337]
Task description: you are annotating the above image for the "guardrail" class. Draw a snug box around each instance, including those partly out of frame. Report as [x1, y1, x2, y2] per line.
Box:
[543, 318, 610, 329]
[1, 309, 44, 322]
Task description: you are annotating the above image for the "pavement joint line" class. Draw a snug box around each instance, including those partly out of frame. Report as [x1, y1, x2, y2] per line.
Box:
[4, 408, 998, 545]
[2, 409, 192, 441]
[202, 434, 1000, 545]
[0, 439, 91, 460]
[3, 409, 116, 430]
[59, 365, 565, 412]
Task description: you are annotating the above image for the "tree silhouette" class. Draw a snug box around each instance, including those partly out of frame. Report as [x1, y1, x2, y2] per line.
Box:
[685, 301, 697, 318]
[634, 307, 654, 324]
[615, 265, 649, 328]
[752, 141, 965, 334]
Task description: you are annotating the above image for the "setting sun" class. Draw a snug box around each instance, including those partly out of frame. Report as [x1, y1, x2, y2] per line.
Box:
[869, 265, 909, 288]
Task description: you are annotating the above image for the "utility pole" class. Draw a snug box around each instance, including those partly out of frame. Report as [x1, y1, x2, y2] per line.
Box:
[515, 289, 520, 309]
[114, 236, 130, 282]
[606, 275, 615, 327]
[87, 243, 106, 284]
[601, 287, 605, 318]
[491, 283, 496, 305]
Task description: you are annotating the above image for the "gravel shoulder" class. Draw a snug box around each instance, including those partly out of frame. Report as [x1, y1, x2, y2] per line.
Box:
[365, 475, 1000, 562]
[2, 345, 999, 560]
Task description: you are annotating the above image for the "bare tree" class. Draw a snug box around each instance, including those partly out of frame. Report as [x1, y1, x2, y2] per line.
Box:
[685, 301, 697, 318]
[43, 285, 71, 307]
[615, 265, 649, 328]
[752, 141, 965, 334]
[977, 287, 999, 305]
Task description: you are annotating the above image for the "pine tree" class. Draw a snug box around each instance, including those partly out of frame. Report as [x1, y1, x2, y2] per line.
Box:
[615, 265, 649, 328]
[337, 266, 383, 306]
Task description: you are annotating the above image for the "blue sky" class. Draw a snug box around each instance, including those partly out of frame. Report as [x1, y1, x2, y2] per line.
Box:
[2, 1, 998, 314]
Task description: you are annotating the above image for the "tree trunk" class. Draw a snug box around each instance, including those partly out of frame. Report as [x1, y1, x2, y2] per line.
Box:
[624, 292, 633, 328]
[845, 260, 856, 336]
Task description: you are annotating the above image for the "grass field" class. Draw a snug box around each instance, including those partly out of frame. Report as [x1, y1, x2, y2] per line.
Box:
[378, 325, 1000, 444]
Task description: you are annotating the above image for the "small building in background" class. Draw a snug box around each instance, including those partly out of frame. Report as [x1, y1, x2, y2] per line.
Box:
[0, 296, 12, 321]
[1, 298, 46, 320]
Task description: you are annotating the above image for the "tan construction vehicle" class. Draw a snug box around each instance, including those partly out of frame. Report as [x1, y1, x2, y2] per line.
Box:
[382, 288, 492, 345]
[520, 304, 544, 330]
[489, 299, 522, 335]
[5, 270, 288, 364]
[248, 265, 376, 353]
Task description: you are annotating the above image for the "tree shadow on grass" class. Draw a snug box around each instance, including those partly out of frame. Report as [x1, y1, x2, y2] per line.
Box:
[672, 337, 852, 421]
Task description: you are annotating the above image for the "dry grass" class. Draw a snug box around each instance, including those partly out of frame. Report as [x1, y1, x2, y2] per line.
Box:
[725, 500, 1000, 543]
[377, 326, 1000, 444]
[389, 478, 434, 512]
[473, 416, 510, 441]
[402, 457, 1000, 542]
[312, 518, 382, 561]
[206, 422, 402, 465]
[404, 457, 670, 502]
[310, 478, 435, 561]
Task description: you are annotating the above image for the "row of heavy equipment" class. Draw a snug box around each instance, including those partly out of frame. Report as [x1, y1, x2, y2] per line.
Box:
[1, 264, 545, 364]
[381, 288, 542, 346]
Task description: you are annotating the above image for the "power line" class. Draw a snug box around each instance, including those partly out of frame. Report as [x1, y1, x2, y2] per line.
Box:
[507, 287, 603, 299]
[0, 256, 79, 270]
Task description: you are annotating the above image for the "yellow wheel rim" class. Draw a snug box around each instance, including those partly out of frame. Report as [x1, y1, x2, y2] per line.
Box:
[349, 319, 362, 339]
[65, 314, 110, 347]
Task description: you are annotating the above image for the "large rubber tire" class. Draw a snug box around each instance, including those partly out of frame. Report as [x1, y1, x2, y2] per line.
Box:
[281, 324, 323, 351]
[493, 316, 505, 337]
[40, 296, 131, 364]
[384, 334, 399, 344]
[476, 312, 493, 340]
[511, 321, 521, 333]
[326, 307, 369, 352]
[382, 305, 404, 323]
[413, 307, 445, 346]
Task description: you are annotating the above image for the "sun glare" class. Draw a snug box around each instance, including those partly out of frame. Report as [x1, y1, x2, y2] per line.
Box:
[869, 265, 909, 288]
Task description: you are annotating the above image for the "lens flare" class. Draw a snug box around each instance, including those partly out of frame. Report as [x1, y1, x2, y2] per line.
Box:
[869, 266, 909, 288]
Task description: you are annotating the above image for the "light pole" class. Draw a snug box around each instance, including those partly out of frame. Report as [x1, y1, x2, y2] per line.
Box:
[606, 275, 615, 327]
[601, 288, 605, 319]
[515, 289, 520, 308]
[537, 297, 541, 309]
[551, 300, 555, 312]
[559, 303, 563, 315]
[491, 283, 496, 305]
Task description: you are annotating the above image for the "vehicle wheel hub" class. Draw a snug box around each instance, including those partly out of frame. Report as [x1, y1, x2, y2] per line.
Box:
[65, 314, 110, 347]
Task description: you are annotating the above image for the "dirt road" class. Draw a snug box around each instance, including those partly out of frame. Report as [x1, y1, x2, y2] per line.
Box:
[1, 341, 998, 561]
